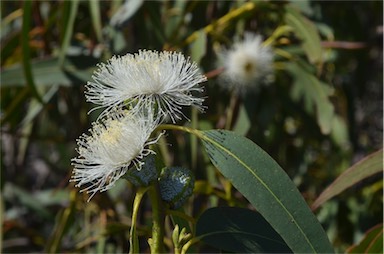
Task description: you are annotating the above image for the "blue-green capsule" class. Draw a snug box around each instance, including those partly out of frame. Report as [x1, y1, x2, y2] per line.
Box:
[159, 167, 195, 209]
[124, 155, 159, 187]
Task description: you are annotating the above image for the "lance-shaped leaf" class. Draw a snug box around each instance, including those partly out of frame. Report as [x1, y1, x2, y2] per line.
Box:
[200, 130, 333, 253]
[346, 224, 383, 254]
[1, 56, 95, 87]
[312, 149, 383, 210]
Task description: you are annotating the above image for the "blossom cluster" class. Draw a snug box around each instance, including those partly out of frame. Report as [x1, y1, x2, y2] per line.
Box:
[71, 32, 274, 200]
[71, 50, 207, 200]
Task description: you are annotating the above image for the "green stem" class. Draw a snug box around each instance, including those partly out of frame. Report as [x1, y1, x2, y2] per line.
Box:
[180, 2, 256, 47]
[263, 25, 293, 47]
[148, 183, 165, 253]
[157, 124, 202, 138]
[181, 237, 201, 254]
[191, 107, 198, 171]
[225, 93, 239, 130]
[129, 187, 148, 254]
[166, 208, 196, 225]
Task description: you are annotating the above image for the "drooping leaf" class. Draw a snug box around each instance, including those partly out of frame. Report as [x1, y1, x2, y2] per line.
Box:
[233, 103, 251, 136]
[188, 29, 207, 172]
[89, 0, 103, 42]
[59, 0, 79, 66]
[330, 115, 349, 147]
[196, 207, 292, 253]
[312, 149, 383, 210]
[285, 61, 334, 134]
[21, 0, 43, 103]
[346, 224, 383, 254]
[164, 0, 188, 39]
[45, 191, 77, 253]
[190, 30, 207, 64]
[287, 0, 313, 16]
[199, 130, 333, 253]
[0, 56, 95, 87]
[285, 5, 322, 64]
[3, 183, 52, 219]
[110, 0, 144, 27]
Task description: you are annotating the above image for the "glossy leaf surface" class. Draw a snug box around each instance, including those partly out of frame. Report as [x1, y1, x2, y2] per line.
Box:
[200, 130, 333, 253]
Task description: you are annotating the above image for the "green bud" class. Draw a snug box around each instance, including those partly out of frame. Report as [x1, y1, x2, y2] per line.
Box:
[124, 155, 159, 187]
[158, 167, 194, 209]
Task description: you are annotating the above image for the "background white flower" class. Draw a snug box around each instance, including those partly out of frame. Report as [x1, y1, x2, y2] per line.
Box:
[218, 33, 274, 94]
[71, 110, 161, 201]
[85, 50, 207, 122]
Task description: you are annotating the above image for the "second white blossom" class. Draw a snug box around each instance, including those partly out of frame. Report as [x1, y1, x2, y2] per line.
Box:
[218, 33, 274, 94]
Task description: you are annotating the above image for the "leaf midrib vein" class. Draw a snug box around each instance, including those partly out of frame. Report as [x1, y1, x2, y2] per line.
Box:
[201, 131, 316, 253]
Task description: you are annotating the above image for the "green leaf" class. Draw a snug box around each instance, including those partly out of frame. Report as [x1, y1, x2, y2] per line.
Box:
[0, 57, 95, 87]
[3, 183, 52, 219]
[330, 115, 349, 147]
[110, 0, 144, 27]
[89, 0, 103, 42]
[347, 224, 383, 254]
[21, 0, 43, 103]
[233, 104, 251, 136]
[190, 30, 207, 64]
[19, 85, 60, 127]
[164, 0, 187, 39]
[311, 149, 383, 210]
[33, 189, 70, 206]
[200, 130, 333, 253]
[196, 207, 292, 253]
[285, 5, 322, 64]
[287, 0, 313, 16]
[45, 191, 77, 253]
[285, 62, 334, 134]
[59, 0, 79, 66]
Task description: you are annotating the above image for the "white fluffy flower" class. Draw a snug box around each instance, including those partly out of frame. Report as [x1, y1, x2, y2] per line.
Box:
[71, 110, 161, 201]
[219, 33, 273, 93]
[85, 50, 207, 122]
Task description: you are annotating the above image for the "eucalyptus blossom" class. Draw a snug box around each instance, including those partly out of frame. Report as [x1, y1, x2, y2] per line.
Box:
[71, 109, 161, 201]
[218, 32, 274, 94]
[85, 50, 207, 122]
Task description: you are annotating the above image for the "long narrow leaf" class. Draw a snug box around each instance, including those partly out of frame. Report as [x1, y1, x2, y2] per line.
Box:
[311, 149, 383, 210]
[21, 1, 43, 103]
[89, 0, 102, 42]
[1, 57, 94, 87]
[346, 224, 383, 254]
[59, 0, 79, 66]
[199, 130, 333, 253]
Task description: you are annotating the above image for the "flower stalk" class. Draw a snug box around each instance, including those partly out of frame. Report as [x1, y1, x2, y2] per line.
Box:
[148, 182, 165, 253]
[129, 187, 148, 254]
